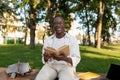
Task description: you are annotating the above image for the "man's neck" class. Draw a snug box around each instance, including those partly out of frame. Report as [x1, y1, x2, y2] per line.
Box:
[56, 32, 65, 38]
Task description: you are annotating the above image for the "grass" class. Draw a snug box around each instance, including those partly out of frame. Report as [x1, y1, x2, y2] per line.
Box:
[0, 44, 43, 69]
[0, 44, 120, 74]
[78, 44, 120, 74]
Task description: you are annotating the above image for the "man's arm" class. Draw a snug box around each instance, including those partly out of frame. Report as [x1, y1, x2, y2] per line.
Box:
[69, 36, 81, 67]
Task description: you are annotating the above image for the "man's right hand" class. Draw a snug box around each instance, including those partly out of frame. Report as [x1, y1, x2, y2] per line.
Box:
[44, 52, 51, 62]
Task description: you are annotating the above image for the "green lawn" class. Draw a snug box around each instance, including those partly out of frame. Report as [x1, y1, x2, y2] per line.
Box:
[0, 44, 120, 74]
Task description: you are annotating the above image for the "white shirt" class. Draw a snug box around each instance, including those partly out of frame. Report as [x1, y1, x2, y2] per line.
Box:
[42, 33, 81, 69]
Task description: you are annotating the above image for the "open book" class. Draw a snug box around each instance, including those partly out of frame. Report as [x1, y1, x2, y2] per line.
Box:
[6, 62, 31, 75]
[44, 45, 69, 56]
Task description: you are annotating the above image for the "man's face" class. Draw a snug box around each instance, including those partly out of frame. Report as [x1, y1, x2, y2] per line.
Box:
[53, 17, 65, 34]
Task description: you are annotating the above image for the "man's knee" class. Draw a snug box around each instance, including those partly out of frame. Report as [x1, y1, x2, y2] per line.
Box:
[35, 64, 57, 80]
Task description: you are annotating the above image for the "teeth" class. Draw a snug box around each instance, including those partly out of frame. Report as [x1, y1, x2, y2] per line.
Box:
[57, 28, 61, 30]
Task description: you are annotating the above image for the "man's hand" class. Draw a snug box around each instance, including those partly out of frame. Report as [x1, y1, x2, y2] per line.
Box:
[51, 53, 73, 66]
[44, 52, 51, 62]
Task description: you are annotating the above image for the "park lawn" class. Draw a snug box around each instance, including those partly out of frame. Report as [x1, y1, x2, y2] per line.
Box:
[0, 44, 120, 74]
[78, 44, 120, 74]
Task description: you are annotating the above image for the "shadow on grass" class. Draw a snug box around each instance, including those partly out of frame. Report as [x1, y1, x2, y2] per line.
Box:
[102, 46, 118, 50]
[80, 49, 120, 59]
[101, 44, 120, 52]
[77, 55, 119, 73]
[77, 47, 120, 74]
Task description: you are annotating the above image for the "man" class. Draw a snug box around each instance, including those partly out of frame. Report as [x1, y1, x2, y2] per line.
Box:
[35, 16, 81, 80]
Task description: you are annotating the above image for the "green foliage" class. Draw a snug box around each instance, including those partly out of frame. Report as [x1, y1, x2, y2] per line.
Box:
[7, 39, 24, 44]
[0, 1, 12, 17]
[114, 0, 120, 23]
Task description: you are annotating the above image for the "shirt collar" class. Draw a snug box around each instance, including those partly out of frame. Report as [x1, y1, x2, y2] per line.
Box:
[50, 32, 69, 39]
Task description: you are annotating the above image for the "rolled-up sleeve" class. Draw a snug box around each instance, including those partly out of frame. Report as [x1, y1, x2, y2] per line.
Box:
[69, 36, 81, 67]
[42, 38, 50, 64]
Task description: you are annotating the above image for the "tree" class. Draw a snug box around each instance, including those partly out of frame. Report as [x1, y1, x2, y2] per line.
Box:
[45, 0, 90, 35]
[15, 0, 90, 49]
[18, 0, 44, 49]
[95, 0, 104, 49]
[0, 0, 19, 44]
[77, 0, 118, 48]
[114, 0, 120, 31]
[2, 0, 118, 49]
[78, 1, 97, 46]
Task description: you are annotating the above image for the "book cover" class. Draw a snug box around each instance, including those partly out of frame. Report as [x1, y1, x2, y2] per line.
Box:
[44, 45, 69, 56]
[77, 72, 100, 79]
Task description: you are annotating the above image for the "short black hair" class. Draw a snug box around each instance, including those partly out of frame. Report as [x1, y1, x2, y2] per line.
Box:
[53, 16, 65, 23]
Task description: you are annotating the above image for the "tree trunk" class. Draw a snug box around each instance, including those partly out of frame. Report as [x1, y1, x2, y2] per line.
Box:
[24, 7, 28, 45]
[46, 0, 58, 35]
[96, 0, 104, 49]
[24, 26, 28, 45]
[5, 33, 8, 44]
[29, 0, 36, 49]
[30, 28, 35, 49]
[14, 32, 16, 44]
[85, 9, 91, 46]
[5, 25, 9, 44]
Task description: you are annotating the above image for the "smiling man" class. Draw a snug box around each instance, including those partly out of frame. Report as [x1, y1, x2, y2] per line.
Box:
[35, 16, 81, 80]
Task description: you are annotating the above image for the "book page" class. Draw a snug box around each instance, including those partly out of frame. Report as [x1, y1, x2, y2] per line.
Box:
[57, 45, 69, 56]
[44, 45, 69, 56]
[44, 47, 57, 54]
